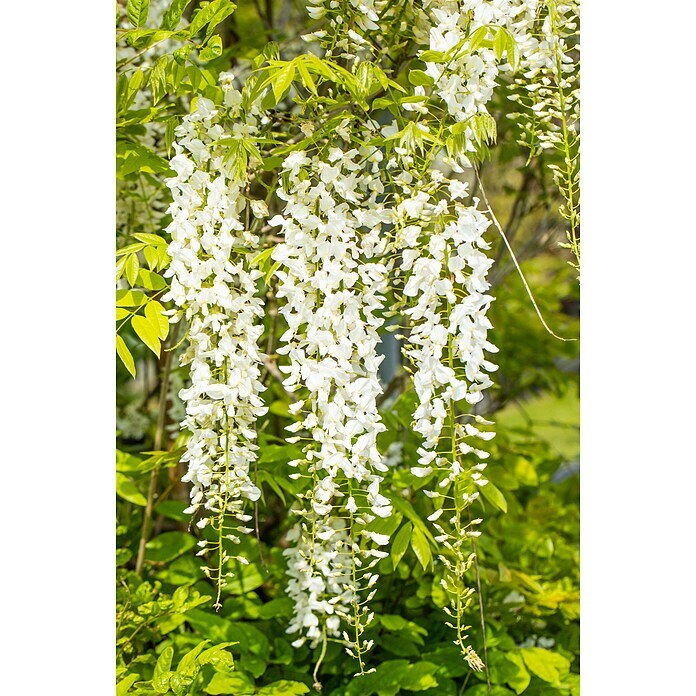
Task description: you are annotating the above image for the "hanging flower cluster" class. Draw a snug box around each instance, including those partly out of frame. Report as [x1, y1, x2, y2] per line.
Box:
[163, 78, 269, 606]
[376, 0, 542, 665]
[510, 0, 580, 267]
[304, 0, 420, 62]
[422, 0, 536, 166]
[390, 159, 498, 668]
[283, 517, 354, 648]
[396, 175, 497, 461]
[269, 140, 393, 664]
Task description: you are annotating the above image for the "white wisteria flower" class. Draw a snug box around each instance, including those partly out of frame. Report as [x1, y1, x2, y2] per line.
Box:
[163, 78, 269, 605]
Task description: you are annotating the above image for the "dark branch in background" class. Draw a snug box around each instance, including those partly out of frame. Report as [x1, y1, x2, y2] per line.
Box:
[135, 324, 180, 575]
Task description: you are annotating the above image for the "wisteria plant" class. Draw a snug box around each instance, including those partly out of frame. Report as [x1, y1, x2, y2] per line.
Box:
[116, 1, 580, 694]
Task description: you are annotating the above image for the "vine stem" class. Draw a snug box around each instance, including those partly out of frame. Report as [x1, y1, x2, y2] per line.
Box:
[474, 167, 574, 343]
[312, 627, 328, 691]
[134, 325, 178, 576]
[468, 509, 491, 690]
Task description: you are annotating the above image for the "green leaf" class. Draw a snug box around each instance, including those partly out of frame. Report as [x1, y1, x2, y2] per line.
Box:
[137, 268, 167, 291]
[132, 314, 162, 356]
[174, 44, 194, 64]
[199, 34, 223, 62]
[155, 646, 174, 677]
[190, 0, 237, 41]
[116, 254, 128, 282]
[155, 500, 189, 521]
[116, 335, 137, 378]
[401, 661, 439, 691]
[116, 140, 171, 178]
[116, 674, 139, 696]
[419, 50, 446, 63]
[117, 289, 147, 307]
[150, 55, 168, 105]
[250, 246, 274, 268]
[145, 531, 197, 563]
[519, 647, 570, 686]
[153, 646, 174, 692]
[411, 525, 432, 570]
[116, 548, 133, 567]
[481, 481, 508, 513]
[494, 27, 506, 62]
[271, 63, 296, 103]
[116, 472, 147, 506]
[133, 232, 168, 246]
[128, 68, 145, 96]
[127, 0, 150, 28]
[145, 300, 169, 339]
[205, 672, 254, 695]
[143, 245, 158, 271]
[257, 681, 309, 695]
[125, 253, 140, 286]
[117, 242, 146, 257]
[408, 69, 434, 87]
[222, 561, 265, 595]
[161, 0, 192, 30]
[469, 26, 491, 52]
[391, 522, 412, 568]
[177, 640, 209, 676]
[296, 62, 317, 94]
[504, 652, 531, 694]
[116, 450, 144, 472]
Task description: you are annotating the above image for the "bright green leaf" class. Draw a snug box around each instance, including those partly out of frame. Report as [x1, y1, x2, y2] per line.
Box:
[132, 314, 161, 356]
[127, 0, 150, 28]
[199, 34, 223, 62]
[481, 481, 508, 513]
[137, 268, 167, 291]
[116, 472, 147, 506]
[116, 335, 137, 377]
[116, 674, 139, 696]
[145, 531, 197, 563]
[125, 253, 140, 286]
[411, 525, 432, 570]
[161, 0, 192, 30]
[519, 647, 570, 686]
[146, 300, 169, 340]
[391, 522, 412, 569]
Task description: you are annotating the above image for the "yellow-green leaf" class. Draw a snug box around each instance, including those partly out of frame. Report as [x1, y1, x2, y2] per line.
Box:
[117, 289, 147, 307]
[519, 647, 570, 686]
[391, 522, 412, 569]
[125, 253, 140, 286]
[132, 314, 161, 356]
[116, 255, 128, 281]
[146, 300, 169, 340]
[127, 0, 150, 28]
[271, 64, 296, 103]
[137, 268, 166, 290]
[116, 472, 147, 506]
[116, 674, 139, 696]
[199, 34, 223, 62]
[481, 481, 508, 513]
[411, 525, 432, 570]
[143, 245, 158, 270]
[116, 335, 137, 377]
